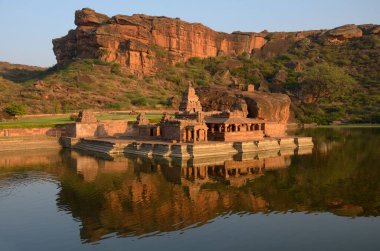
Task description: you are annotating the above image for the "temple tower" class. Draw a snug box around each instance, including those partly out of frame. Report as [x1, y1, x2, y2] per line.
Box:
[179, 84, 202, 113]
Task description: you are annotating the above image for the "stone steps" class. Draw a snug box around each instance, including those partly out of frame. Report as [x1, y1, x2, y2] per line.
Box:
[63, 136, 314, 159]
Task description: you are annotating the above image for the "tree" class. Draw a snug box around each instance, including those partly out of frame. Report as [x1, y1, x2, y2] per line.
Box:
[300, 63, 357, 103]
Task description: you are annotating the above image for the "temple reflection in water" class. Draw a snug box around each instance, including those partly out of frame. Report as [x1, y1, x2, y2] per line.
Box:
[1, 128, 380, 244]
[57, 149, 303, 242]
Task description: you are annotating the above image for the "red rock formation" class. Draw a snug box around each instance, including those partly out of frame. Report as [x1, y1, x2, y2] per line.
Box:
[53, 8, 269, 73]
[53, 9, 376, 74]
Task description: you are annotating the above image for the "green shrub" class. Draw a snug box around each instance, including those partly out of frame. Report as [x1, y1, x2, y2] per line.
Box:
[264, 33, 274, 41]
[131, 97, 148, 106]
[105, 102, 121, 110]
[158, 98, 171, 106]
[110, 64, 122, 75]
[5, 103, 28, 116]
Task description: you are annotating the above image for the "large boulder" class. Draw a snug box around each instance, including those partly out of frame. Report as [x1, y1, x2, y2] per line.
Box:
[196, 87, 290, 124]
[244, 91, 290, 124]
[327, 24, 363, 41]
[74, 8, 109, 26]
[197, 87, 248, 114]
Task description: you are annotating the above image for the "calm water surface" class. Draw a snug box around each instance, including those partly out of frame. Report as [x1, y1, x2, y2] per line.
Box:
[0, 128, 380, 251]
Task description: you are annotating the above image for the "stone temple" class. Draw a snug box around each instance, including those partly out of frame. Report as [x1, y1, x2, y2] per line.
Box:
[62, 84, 313, 158]
[131, 84, 284, 142]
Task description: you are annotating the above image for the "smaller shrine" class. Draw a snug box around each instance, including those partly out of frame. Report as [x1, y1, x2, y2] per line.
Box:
[76, 110, 98, 123]
[131, 112, 160, 138]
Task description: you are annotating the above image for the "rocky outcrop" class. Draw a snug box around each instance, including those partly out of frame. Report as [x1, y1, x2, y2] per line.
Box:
[326, 24, 363, 42]
[244, 91, 290, 124]
[272, 69, 288, 84]
[196, 87, 290, 124]
[53, 9, 378, 74]
[53, 8, 269, 74]
[74, 8, 109, 26]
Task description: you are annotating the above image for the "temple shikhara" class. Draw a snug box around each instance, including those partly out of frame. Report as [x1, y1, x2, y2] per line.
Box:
[62, 84, 313, 157]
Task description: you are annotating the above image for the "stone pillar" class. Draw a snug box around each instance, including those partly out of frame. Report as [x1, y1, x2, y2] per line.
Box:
[186, 129, 190, 142]
[199, 166, 206, 179]
[224, 168, 229, 178]
[182, 130, 186, 142]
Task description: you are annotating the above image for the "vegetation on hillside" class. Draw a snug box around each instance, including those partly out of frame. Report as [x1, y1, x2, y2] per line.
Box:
[0, 112, 163, 129]
[0, 34, 379, 124]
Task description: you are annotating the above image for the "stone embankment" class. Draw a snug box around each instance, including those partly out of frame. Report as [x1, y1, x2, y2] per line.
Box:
[62, 137, 313, 158]
[0, 127, 64, 152]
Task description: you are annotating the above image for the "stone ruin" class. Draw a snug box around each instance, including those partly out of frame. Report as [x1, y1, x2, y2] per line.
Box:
[65, 110, 128, 138]
[135, 112, 149, 125]
[76, 110, 97, 123]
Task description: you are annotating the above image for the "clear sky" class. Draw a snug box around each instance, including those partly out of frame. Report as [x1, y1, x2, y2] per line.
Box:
[0, 0, 379, 67]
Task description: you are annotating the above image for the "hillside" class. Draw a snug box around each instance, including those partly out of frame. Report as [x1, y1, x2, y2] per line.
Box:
[1, 8, 379, 124]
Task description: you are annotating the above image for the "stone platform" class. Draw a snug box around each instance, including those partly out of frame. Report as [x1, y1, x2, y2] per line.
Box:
[61, 136, 313, 159]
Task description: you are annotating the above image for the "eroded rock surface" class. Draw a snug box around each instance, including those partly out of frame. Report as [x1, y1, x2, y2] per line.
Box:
[53, 8, 269, 74]
[326, 24, 363, 42]
[53, 9, 378, 74]
[196, 87, 290, 124]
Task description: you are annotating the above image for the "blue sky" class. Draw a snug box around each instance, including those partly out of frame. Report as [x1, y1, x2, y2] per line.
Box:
[0, 0, 379, 67]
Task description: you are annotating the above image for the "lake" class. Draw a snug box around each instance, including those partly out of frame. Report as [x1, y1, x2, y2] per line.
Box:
[0, 128, 379, 251]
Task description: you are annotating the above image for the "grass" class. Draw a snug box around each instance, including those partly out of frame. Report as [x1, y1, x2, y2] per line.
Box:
[0, 112, 166, 129]
[96, 112, 164, 123]
[0, 116, 72, 129]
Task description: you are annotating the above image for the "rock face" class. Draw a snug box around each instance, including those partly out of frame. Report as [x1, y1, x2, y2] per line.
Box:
[53, 9, 377, 74]
[196, 87, 290, 124]
[244, 91, 290, 124]
[53, 8, 269, 74]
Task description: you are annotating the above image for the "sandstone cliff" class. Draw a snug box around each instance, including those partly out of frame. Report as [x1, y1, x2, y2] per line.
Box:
[53, 8, 270, 74]
[53, 9, 379, 74]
